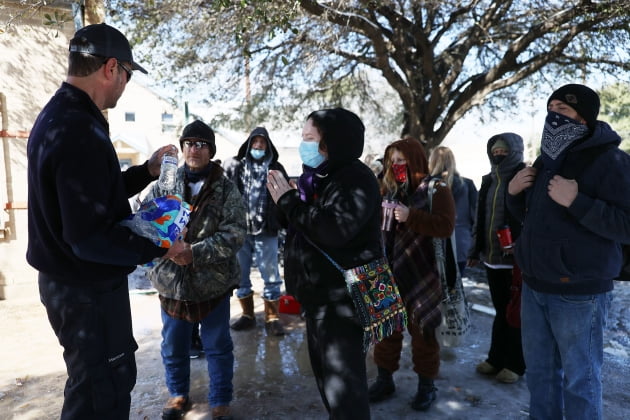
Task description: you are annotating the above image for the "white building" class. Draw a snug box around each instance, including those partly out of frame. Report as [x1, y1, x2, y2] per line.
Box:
[0, 3, 238, 299]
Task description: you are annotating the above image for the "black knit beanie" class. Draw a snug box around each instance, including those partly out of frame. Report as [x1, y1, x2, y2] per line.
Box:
[179, 120, 216, 158]
[547, 84, 600, 130]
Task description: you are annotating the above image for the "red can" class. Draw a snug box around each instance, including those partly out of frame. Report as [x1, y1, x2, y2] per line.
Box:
[496, 226, 513, 249]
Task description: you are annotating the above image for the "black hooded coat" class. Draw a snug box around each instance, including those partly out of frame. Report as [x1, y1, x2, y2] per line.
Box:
[276, 109, 382, 313]
[223, 127, 289, 235]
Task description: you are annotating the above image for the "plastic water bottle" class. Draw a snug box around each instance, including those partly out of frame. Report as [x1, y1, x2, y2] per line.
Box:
[158, 154, 178, 191]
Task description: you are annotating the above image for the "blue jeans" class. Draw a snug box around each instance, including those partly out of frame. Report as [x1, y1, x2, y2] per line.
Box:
[160, 296, 234, 408]
[236, 233, 283, 300]
[521, 282, 611, 420]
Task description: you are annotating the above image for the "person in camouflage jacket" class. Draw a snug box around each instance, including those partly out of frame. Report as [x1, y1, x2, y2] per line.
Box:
[144, 120, 245, 420]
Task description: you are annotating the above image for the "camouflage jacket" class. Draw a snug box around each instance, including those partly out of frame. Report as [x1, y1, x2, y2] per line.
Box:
[145, 162, 246, 302]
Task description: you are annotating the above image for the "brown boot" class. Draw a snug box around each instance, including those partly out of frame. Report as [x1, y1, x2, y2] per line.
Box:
[230, 293, 256, 331]
[162, 396, 191, 420]
[212, 404, 233, 420]
[263, 299, 285, 336]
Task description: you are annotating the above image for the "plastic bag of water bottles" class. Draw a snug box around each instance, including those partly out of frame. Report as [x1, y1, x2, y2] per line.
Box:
[120, 194, 191, 249]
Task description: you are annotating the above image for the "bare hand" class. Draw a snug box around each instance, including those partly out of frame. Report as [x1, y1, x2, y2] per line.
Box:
[466, 258, 479, 268]
[148, 144, 179, 177]
[508, 166, 537, 195]
[267, 170, 295, 203]
[548, 175, 578, 208]
[394, 203, 410, 223]
[163, 238, 192, 265]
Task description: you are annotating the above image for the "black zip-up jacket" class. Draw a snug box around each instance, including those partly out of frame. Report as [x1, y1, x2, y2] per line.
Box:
[27, 82, 166, 287]
[469, 133, 524, 266]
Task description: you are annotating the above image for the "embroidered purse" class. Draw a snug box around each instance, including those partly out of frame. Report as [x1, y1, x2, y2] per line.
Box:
[304, 237, 408, 352]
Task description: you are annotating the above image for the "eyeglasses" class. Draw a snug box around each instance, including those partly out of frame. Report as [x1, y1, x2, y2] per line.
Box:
[183, 140, 210, 150]
[118, 62, 133, 82]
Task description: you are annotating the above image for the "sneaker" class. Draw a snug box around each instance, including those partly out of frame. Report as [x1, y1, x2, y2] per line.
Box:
[190, 336, 204, 359]
[368, 368, 396, 402]
[212, 405, 233, 420]
[476, 361, 499, 375]
[189, 346, 203, 359]
[496, 368, 519, 384]
[162, 396, 191, 420]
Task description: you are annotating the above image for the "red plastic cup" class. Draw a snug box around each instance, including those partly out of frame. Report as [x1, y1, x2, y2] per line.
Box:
[497, 226, 513, 249]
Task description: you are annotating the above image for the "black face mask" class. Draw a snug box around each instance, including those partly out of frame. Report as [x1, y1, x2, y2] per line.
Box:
[491, 154, 507, 165]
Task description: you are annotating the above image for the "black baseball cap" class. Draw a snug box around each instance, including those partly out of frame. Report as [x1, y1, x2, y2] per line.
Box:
[69, 23, 147, 74]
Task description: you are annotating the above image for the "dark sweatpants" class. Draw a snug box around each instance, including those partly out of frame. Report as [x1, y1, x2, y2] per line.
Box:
[485, 266, 526, 375]
[305, 302, 371, 420]
[39, 273, 138, 420]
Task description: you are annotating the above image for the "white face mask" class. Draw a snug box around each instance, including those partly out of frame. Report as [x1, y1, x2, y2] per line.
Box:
[299, 141, 326, 168]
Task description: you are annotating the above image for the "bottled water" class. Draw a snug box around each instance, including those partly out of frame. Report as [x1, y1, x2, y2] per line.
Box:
[158, 154, 178, 191]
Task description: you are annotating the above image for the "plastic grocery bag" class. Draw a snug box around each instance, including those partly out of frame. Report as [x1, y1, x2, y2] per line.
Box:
[120, 194, 191, 248]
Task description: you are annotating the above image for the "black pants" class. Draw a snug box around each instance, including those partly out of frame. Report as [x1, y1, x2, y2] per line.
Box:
[39, 273, 138, 420]
[305, 302, 371, 420]
[485, 267, 526, 375]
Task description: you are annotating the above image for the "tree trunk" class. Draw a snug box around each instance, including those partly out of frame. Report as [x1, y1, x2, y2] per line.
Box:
[85, 0, 105, 25]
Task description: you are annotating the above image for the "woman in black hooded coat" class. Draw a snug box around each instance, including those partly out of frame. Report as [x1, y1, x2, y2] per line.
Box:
[267, 108, 381, 420]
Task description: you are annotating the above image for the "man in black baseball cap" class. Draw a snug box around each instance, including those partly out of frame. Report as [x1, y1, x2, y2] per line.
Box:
[27, 22, 185, 420]
[69, 22, 147, 74]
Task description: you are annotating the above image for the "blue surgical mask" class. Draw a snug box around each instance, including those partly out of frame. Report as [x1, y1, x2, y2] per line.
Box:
[250, 148, 265, 160]
[299, 141, 326, 168]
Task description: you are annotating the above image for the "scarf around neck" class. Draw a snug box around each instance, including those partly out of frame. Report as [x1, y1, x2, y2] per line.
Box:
[184, 163, 211, 183]
[298, 161, 329, 203]
[241, 158, 269, 234]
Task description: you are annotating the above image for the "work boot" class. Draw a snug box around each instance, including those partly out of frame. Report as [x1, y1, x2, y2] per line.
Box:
[368, 366, 396, 402]
[162, 396, 191, 420]
[212, 405, 233, 420]
[230, 293, 256, 330]
[263, 299, 285, 336]
[411, 375, 437, 411]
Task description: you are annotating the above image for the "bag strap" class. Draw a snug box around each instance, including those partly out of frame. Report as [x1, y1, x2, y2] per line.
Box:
[300, 234, 345, 274]
[300, 223, 387, 274]
[428, 179, 461, 293]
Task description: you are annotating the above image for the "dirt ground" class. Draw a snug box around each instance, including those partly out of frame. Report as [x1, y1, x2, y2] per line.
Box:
[1, 267, 629, 420]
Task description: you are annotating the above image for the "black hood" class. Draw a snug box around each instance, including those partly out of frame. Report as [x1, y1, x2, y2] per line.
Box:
[307, 108, 364, 167]
[236, 126, 280, 164]
[486, 132, 524, 170]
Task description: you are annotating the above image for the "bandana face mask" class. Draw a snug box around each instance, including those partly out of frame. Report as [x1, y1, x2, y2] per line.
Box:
[391, 163, 408, 183]
[541, 111, 589, 161]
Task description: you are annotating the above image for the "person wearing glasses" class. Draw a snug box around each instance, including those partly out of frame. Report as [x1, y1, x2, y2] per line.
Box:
[223, 127, 290, 336]
[26, 23, 187, 419]
[144, 120, 246, 420]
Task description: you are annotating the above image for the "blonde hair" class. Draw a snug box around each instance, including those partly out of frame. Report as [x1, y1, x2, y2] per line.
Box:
[428, 146, 457, 188]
